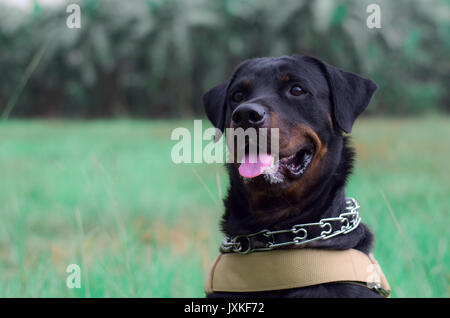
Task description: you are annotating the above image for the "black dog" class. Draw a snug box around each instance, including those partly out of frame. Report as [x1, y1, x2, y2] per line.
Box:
[203, 55, 380, 297]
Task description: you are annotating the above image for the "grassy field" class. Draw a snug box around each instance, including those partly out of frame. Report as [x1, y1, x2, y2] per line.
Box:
[0, 118, 448, 297]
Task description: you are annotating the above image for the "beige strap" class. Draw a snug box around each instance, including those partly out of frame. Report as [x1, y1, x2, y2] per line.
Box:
[204, 248, 390, 297]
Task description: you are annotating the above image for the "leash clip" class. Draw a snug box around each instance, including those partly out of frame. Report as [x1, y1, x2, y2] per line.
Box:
[369, 283, 391, 298]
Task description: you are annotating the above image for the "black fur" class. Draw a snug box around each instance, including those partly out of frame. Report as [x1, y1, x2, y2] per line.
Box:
[203, 55, 379, 298]
[303, 56, 377, 133]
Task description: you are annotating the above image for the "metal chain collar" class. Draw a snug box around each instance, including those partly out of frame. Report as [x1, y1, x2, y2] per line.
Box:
[220, 197, 361, 254]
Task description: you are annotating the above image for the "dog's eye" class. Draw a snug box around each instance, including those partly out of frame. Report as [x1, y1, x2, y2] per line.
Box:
[289, 85, 304, 96]
[232, 91, 244, 102]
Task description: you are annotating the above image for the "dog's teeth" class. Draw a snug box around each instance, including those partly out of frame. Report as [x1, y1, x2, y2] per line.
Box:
[263, 172, 283, 184]
[260, 158, 284, 183]
[262, 159, 279, 175]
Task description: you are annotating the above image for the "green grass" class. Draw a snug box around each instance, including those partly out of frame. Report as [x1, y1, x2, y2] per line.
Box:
[0, 117, 448, 297]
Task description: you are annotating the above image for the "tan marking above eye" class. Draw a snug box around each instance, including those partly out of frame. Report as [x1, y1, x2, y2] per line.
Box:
[279, 74, 290, 82]
[241, 79, 250, 87]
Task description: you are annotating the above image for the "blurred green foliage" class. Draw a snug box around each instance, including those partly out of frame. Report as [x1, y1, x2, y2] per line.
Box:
[0, 118, 449, 297]
[0, 0, 449, 118]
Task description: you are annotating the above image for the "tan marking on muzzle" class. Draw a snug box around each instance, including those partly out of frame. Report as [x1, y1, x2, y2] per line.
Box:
[328, 114, 334, 131]
[283, 123, 327, 201]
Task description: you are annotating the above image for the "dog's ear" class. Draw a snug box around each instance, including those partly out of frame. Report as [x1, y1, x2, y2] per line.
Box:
[202, 81, 229, 140]
[303, 56, 377, 133]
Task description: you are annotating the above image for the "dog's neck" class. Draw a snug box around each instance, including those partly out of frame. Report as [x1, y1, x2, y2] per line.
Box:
[220, 137, 374, 254]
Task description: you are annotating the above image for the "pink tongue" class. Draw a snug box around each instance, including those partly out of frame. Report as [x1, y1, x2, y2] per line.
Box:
[238, 153, 274, 178]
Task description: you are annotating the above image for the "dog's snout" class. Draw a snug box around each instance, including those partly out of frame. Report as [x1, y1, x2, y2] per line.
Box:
[231, 103, 267, 129]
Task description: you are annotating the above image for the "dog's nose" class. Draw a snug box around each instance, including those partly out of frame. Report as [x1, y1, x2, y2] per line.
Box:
[231, 103, 267, 129]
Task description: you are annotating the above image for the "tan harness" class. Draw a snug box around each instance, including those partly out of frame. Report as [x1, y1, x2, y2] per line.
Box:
[204, 248, 391, 297]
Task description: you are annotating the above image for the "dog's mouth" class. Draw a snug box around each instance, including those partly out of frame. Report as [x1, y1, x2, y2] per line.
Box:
[278, 146, 315, 177]
[238, 144, 315, 183]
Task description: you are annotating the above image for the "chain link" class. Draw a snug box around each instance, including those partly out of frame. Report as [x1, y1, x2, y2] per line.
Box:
[220, 197, 361, 254]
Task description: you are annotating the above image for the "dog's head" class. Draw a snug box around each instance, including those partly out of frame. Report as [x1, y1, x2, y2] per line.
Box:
[203, 55, 376, 215]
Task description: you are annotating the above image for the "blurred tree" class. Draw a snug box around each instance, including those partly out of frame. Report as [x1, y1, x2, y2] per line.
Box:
[0, 0, 448, 118]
